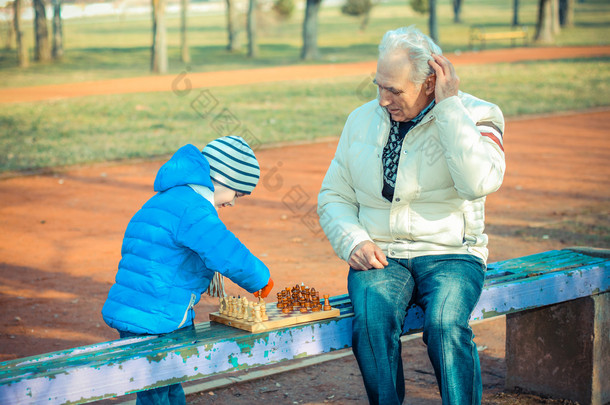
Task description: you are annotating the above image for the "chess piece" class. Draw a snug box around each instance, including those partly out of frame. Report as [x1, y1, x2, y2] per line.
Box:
[323, 294, 331, 311]
[253, 304, 262, 323]
[223, 297, 229, 315]
[236, 297, 244, 319]
[241, 297, 249, 319]
[247, 301, 254, 322]
[277, 292, 284, 308]
[219, 297, 225, 315]
[260, 302, 268, 321]
[227, 296, 235, 318]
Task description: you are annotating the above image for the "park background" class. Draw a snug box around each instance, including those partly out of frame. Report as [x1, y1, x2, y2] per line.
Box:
[0, 0, 609, 403]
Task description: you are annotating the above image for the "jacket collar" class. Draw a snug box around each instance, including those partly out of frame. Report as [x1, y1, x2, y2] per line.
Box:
[378, 100, 436, 127]
[188, 184, 216, 210]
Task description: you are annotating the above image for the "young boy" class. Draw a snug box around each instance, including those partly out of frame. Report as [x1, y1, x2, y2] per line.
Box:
[102, 136, 273, 405]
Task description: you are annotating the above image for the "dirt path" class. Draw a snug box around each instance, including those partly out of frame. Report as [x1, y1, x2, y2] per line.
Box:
[1, 45, 609, 104]
[1, 108, 608, 404]
[1, 46, 609, 404]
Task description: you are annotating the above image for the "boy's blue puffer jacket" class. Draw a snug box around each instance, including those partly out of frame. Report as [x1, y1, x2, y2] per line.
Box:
[101, 144, 270, 335]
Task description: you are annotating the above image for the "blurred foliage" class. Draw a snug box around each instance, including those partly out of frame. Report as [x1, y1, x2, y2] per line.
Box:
[341, 0, 373, 17]
[272, 0, 295, 20]
[410, 0, 428, 15]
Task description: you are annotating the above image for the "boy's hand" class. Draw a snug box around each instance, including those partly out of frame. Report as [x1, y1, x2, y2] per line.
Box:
[254, 278, 274, 298]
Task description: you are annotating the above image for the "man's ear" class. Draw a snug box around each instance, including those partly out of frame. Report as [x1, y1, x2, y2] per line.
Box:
[424, 75, 436, 96]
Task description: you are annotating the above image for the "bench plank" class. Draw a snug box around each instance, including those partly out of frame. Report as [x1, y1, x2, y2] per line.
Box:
[1, 249, 608, 405]
[469, 26, 528, 49]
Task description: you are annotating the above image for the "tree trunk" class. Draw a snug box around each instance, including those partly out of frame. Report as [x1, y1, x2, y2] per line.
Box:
[512, 0, 520, 26]
[551, 0, 560, 35]
[535, 0, 554, 43]
[33, 0, 51, 62]
[225, 0, 240, 52]
[428, 0, 438, 44]
[181, 0, 190, 63]
[52, 0, 63, 60]
[247, 0, 258, 58]
[151, 0, 168, 73]
[452, 0, 463, 23]
[360, 5, 372, 32]
[13, 0, 29, 67]
[4, 15, 14, 49]
[301, 0, 321, 60]
[559, 0, 574, 27]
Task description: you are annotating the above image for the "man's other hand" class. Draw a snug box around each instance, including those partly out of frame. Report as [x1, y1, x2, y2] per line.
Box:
[348, 241, 389, 271]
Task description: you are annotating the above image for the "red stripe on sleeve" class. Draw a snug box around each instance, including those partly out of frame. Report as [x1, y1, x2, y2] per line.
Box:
[481, 132, 504, 152]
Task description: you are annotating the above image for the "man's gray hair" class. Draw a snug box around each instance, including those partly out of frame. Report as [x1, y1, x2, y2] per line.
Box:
[378, 26, 442, 84]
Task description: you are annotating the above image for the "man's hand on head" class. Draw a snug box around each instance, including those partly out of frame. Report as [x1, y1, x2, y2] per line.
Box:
[348, 241, 389, 271]
[428, 54, 460, 103]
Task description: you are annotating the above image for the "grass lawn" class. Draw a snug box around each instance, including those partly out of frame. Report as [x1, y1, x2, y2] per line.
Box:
[1, 57, 608, 173]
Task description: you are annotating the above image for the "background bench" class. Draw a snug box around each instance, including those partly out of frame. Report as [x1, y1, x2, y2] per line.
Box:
[470, 25, 529, 50]
[1, 248, 608, 405]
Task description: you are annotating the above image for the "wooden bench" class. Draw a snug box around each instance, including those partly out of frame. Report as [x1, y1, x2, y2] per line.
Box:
[469, 25, 528, 50]
[1, 248, 608, 405]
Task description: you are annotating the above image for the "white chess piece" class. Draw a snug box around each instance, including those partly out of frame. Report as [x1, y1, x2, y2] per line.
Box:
[236, 297, 244, 319]
[260, 302, 268, 321]
[228, 296, 236, 318]
[247, 301, 254, 322]
[253, 304, 262, 323]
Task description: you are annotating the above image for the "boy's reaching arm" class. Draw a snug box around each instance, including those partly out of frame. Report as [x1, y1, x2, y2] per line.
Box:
[178, 206, 271, 294]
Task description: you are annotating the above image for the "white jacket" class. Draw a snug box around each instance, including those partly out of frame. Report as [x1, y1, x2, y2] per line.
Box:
[317, 93, 505, 264]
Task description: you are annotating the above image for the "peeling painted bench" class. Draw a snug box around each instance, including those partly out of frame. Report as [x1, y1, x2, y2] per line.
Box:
[1, 248, 608, 405]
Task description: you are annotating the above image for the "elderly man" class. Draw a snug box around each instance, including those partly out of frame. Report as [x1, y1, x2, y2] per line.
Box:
[317, 26, 505, 404]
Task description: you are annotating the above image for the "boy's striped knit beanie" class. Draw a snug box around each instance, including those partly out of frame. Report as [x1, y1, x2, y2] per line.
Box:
[202, 136, 260, 195]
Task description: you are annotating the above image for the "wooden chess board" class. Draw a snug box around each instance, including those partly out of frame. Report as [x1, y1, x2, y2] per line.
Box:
[209, 304, 340, 333]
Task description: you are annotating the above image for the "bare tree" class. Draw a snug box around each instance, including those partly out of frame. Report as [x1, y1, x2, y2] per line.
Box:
[559, 0, 573, 27]
[452, 0, 463, 23]
[3, 5, 14, 50]
[301, 0, 322, 60]
[340, 0, 375, 32]
[512, 0, 520, 26]
[551, 0, 560, 35]
[181, 0, 190, 63]
[428, 0, 438, 44]
[225, 0, 241, 52]
[33, 0, 51, 62]
[151, 0, 168, 73]
[247, 0, 258, 57]
[52, 0, 63, 59]
[409, 0, 438, 44]
[13, 0, 28, 67]
[534, 0, 555, 43]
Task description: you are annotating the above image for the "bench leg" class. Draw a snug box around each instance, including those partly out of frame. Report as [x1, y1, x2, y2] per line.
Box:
[505, 292, 609, 405]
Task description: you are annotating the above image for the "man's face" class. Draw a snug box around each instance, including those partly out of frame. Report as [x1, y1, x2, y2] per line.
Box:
[375, 51, 435, 122]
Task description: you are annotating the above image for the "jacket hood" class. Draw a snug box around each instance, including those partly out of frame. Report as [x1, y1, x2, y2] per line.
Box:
[154, 144, 215, 192]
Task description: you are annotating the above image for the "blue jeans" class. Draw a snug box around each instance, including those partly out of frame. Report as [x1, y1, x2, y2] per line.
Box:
[347, 254, 486, 405]
[118, 330, 186, 405]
